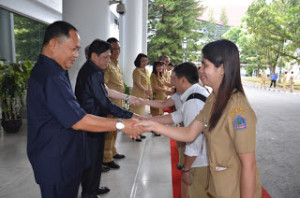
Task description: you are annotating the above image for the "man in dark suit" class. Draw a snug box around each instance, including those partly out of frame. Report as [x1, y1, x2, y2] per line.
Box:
[76, 39, 140, 198]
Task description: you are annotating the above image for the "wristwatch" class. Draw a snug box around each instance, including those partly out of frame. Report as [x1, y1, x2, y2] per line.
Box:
[116, 119, 125, 132]
[182, 167, 190, 173]
[125, 95, 130, 103]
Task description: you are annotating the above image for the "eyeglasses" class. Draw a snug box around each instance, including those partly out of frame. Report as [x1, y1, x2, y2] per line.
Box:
[112, 47, 121, 51]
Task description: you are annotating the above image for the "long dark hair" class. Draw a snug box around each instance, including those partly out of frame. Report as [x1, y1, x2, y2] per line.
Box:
[152, 61, 163, 77]
[202, 39, 245, 131]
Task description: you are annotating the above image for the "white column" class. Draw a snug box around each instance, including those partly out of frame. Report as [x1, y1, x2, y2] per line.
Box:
[120, 0, 144, 87]
[63, 0, 111, 90]
[142, 0, 148, 54]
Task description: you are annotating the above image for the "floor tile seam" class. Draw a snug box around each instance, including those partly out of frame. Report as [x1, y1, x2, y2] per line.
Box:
[129, 138, 149, 198]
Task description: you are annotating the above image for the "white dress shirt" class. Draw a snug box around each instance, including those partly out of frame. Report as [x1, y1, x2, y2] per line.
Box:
[171, 83, 209, 167]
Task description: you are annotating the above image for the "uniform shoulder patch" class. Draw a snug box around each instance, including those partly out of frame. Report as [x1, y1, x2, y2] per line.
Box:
[230, 107, 245, 115]
[233, 116, 247, 130]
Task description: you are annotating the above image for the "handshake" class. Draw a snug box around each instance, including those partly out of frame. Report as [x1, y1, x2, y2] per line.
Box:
[118, 115, 158, 139]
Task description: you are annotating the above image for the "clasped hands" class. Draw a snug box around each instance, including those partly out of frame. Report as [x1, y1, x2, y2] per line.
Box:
[121, 115, 159, 138]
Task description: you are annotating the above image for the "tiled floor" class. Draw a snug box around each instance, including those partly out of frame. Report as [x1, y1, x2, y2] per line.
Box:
[0, 119, 173, 198]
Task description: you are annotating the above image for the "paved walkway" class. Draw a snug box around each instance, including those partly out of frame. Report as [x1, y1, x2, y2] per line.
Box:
[242, 80, 300, 96]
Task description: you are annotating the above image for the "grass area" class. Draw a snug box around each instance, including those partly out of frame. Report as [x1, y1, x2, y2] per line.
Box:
[243, 77, 300, 91]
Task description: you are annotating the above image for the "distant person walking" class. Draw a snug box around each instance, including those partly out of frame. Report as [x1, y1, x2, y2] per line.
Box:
[290, 71, 295, 92]
[261, 70, 267, 87]
[282, 71, 288, 91]
[270, 71, 278, 88]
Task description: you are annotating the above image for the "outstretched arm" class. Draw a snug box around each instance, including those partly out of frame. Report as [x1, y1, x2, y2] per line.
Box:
[106, 86, 127, 100]
[106, 86, 143, 106]
[142, 97, 175, 108]
[72, 114, 143, 137]
[145, 114, 174, 125]
[137, 119, 203, 142]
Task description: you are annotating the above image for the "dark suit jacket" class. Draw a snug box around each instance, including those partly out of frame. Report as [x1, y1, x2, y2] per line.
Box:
[75, 60, 132, 137]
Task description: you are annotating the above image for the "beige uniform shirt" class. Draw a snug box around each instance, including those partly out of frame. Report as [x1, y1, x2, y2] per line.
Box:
[195, 91, 261, 198]
[131, 68, 150, 99]
[104, 59, 124, 107]
[150, 73, 167, 101]
[130, 68, 151, 115]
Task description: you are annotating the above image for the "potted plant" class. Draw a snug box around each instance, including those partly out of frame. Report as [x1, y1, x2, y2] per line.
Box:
[0, 59, 33, 133]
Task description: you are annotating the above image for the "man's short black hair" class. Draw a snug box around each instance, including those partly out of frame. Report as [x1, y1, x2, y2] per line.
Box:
[161, 55, 170, 61]
[42, 21, 77, 46]
[106, 37, 119, 44]
[173, 62, 199, 84]
[88, 39, 113, 59]
[85, 45, 90, 59]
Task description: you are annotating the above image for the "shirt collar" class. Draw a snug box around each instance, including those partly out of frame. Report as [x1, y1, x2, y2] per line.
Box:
[88, 60, 104, 73]
[180, 83, 200, 102]
[110, 58, 119, 66]
[39, 54, 64, 72]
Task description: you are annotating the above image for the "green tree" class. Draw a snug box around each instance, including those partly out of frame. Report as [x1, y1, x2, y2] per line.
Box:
[219, 8, 230, 36]
[14, 14, 47, 62]
[244, 0, 300, 72]
[148, 0, 205, 64]
[205, 8, 218, 41]
[223, 26, 241, 43]
[224, 26, 269, 76]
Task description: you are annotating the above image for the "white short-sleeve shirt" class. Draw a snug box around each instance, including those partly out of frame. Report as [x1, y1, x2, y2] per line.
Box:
[171, 83, 209, 167]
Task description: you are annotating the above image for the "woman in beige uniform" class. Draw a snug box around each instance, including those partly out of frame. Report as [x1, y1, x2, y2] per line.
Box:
[138, 39, 262, 198]
[130, 53, 152, 141]
[150, 61, 169, 116]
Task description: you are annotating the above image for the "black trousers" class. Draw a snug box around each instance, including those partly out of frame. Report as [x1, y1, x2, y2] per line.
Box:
[81, 133, 106, 198]
[39, 176, 81, 198]
[270, 80, 276, 88]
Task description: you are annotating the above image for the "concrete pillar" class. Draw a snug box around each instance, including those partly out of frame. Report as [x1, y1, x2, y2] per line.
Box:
[63, 0, 111, 90]
[142, 0, 148, 54]
[0, 9, 16, 63]
[120, 0, 145, 87]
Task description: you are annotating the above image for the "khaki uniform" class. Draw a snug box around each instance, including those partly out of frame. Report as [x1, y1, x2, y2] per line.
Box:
[290, 75, 294, 92]
[195, 91, 261, 198]
[130, 68, 151, 115]
[261, 72, 266, 87]
[103, 59, 124, 163]
[282, 74, 287, 91]
[189, 166, 209, 198]
[150, 73, 167, 116]
[164, 69, 172, 91]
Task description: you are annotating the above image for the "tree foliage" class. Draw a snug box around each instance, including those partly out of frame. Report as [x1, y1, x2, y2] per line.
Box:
[148, 0, 205, 64]
[243, 0, 300, 72]
[224, 0, 299, 75]
[14, 14, 47, 62]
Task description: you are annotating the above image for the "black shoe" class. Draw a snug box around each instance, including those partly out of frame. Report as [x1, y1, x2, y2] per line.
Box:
[103, 161, 120, 169]
[140, 135, 146, 139]
[152, 131, 161, 136]
[176, 164, 182, 170]
[113, 154, 125, 159]
[97, 186, 110, 195]
[132, 137, 142, 142]
[101, 166, 110, 172]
